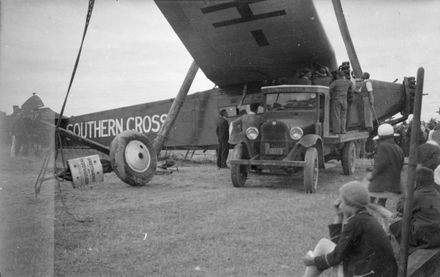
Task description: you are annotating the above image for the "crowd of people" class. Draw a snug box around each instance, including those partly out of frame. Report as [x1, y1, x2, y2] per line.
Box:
[302, 123, 440, 276]
[287, 62, 375, 135]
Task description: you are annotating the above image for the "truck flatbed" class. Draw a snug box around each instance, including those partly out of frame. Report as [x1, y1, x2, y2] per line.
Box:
[323, 130, 370, 144]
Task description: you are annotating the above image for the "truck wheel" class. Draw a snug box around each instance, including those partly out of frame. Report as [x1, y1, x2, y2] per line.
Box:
[342, 141, 356, 175]
[304, 147, 318, 193]
[231, 144, 248, 187]
[110, 130, 157, 186]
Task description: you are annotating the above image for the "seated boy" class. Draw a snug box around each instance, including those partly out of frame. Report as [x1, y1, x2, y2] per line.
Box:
[390, 164, 440, 250]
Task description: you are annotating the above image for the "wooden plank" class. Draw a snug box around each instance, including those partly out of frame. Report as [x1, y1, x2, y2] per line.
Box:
[230, 159, 305, 167]
[408, 248, 440, 277]
[323, 130, 369, 144]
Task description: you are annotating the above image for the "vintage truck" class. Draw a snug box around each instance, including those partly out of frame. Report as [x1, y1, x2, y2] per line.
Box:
[230, 79, 415, 192]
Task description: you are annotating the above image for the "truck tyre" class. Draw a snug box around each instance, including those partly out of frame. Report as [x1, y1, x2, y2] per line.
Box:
[342, 141, 356, 175]
[304, 147, 318, 193]
[231, 144, 248, 187]
[110, 130, 157, 186]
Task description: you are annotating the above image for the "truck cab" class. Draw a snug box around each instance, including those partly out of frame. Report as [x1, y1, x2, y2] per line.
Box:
[230, 85, 369, 192]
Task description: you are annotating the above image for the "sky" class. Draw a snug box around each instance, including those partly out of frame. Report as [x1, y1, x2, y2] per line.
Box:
[0, 0, 439, 121]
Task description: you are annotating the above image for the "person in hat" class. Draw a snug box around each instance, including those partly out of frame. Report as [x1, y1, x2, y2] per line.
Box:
[390, 162, 440, 250]
[417, 133, 440, 171]
[328, 70, 353, 134]
[367, 123, 404, 207]
[216, 109, 230, 169]
[355, 72, 375, 132]
[427, 128, 440, 185]
[296, 68, 313, 85]
[312, 66, 333, 86]
[302, 181, 397, 277]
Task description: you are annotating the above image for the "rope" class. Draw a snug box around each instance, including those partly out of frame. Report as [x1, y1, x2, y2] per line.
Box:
[56, 0, 95, 128]
[56, 180, 93, 223]
[34, 0, 94, 198]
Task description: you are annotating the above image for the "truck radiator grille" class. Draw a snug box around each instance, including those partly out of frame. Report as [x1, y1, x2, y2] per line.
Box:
[260, 121, 289, 155]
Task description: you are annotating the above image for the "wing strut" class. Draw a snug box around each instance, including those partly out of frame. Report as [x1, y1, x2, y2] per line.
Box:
[153, 61, 199, 154]
[332, 0, 363, 77]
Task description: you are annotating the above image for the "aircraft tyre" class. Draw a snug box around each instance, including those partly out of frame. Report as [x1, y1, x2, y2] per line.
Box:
[110, 130, 157, 186]
[304, 147, 318, 193]
[341, 141, 356, 175]
[231, 144, 248, 187]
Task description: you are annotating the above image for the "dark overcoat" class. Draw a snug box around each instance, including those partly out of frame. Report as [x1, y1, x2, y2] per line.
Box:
[216, 116, 229, 143]
[369, 138, 404, 193]
[314, 211, 397, 277]
[395, 168, 440, 248]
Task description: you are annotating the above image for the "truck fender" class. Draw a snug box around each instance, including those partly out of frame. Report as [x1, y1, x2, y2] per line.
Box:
[298, 134, 321, 148]
[298, 134, 325, 168]
[235, 140, 252, 159]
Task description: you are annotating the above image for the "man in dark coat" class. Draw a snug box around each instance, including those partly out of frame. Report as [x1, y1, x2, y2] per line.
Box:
[302, 181, 397, 277]
[367, 123, 404, 207]
[390, 165, 440, 250]
[216, 109, 229, 169]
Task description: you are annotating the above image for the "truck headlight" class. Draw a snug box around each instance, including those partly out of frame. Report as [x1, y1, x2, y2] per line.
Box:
[289, 127, 303, 140]
[246, 127, 259, 140]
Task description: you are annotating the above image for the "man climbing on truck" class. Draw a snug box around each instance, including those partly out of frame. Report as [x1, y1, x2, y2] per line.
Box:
[356, 72, 375, 131]
[328, 70, 353, 134]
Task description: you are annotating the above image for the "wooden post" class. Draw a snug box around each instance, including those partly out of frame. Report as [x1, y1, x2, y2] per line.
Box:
[331, 0, 363, 78]
[153, 61, 199, 154]
[398, 67, 424, 277]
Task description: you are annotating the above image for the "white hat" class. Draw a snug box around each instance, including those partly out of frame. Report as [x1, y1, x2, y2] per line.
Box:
[373, 123, 396, 140]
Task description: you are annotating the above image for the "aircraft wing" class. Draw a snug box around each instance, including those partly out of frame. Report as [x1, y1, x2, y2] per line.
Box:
[155, 0, 337, 87]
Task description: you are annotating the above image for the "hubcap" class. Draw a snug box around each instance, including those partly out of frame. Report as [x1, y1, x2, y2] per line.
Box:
[124, 140, 151, 173]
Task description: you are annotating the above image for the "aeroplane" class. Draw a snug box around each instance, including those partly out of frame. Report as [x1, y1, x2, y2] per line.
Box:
[50, 0, 415, 187]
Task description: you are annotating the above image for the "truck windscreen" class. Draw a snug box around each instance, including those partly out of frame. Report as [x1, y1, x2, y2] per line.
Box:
[266, 93, 316, 111]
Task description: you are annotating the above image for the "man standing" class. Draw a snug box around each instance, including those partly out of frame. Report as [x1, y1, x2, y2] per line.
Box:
[367, 123, 404, 207]
[328, 70, 353, 134]
[358, 72, 375, 131]
[216, 109, 229, 169]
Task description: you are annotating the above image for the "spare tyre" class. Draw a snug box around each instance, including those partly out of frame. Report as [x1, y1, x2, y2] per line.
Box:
[110, 130, 157, 186]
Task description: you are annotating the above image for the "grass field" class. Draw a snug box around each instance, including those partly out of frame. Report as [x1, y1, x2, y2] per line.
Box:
[0, 146, 399, 276]
[52, 150, 377, 277]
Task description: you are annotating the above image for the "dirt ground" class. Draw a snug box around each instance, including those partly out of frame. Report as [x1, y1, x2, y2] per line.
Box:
[1, 148, 390, 277]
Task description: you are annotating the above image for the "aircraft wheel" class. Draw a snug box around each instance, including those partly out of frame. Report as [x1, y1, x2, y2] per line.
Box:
[231, 144, 249, 187]
[342, 141, 356, 175]
[110, 130, 157, 186]
[304, 147, 319, 193]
